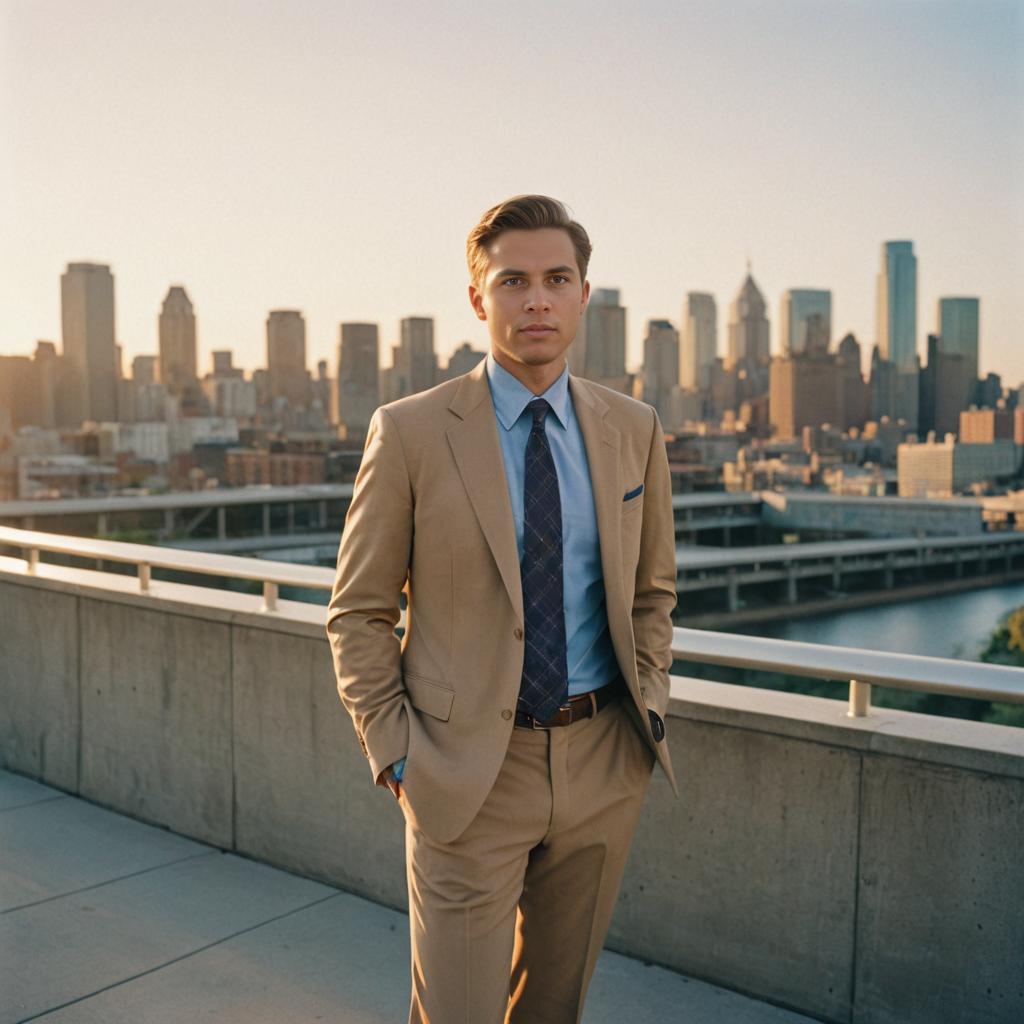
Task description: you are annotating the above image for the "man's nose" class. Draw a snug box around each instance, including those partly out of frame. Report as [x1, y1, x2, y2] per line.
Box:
[525, 290, 551, 311]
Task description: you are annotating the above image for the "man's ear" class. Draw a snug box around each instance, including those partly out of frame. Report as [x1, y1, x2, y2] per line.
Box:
[468, 282, 487, 321]
[580, 278, 590, 314]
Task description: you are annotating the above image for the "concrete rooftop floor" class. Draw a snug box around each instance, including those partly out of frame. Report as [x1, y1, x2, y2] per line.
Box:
[0, 768, 821, 1023]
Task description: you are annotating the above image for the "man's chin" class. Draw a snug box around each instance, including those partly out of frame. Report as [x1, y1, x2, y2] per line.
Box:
[517, 352, 558, 366]
[506, 340, 566, 366]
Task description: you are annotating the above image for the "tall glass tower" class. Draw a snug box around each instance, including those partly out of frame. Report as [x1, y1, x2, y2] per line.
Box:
[875, 241, 919, 430]
[875, 241, 917, 369]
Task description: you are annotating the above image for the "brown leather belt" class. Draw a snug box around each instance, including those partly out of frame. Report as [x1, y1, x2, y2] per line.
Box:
[514, 675, 626, 729]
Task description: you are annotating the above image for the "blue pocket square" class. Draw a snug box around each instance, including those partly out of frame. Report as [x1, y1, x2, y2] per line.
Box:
[623, 484, 644, 501]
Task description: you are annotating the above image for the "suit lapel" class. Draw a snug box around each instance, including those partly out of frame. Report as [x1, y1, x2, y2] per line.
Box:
[569, 376, 634, 684]
[446, 360, 523, 623]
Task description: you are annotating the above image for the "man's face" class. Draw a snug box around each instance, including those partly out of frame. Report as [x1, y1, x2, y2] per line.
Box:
[469, 227, 590, 371]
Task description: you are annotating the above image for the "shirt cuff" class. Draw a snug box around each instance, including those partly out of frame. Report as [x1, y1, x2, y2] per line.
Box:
[391, 757, 406, 782]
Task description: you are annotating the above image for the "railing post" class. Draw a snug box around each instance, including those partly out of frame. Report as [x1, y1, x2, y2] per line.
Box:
[25, 548, 39, 574]
[139, 562, 151, 592]
[262, 580, 278, 612]
[848, 678, 871, 717]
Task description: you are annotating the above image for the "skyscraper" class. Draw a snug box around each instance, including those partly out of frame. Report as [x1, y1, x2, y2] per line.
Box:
[266, 310, 310, 408]
[869, 345, 897, 424]
[769, 350, 841, 440]
[876, 241, 919, 430]
[393, 316, 437, 399]
[938, 297, 980, 392]
[337, 322, 380, 437]
[920, 334, 968, 438]
[641, 319, 679, 426]
[780, 289, 831, 356]
[836, 333, 868, 431]
[158, 286, 198, 396]
[61, 262, 118, 424]
[680, 292, 716, 390]
[727, 269, 770, 400]
[876, 241, 917, 367]
[577, 288, 627, 390]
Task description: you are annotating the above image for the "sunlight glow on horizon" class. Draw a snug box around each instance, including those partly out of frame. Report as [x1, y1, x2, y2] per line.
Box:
[2, 0, 1022, 383]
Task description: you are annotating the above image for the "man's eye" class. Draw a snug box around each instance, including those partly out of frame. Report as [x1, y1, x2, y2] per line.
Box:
[502, 276, 568, 286]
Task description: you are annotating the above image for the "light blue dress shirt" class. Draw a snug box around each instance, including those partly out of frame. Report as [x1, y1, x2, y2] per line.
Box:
[390, 352, 618, 784]
[485, 351, 618, 695]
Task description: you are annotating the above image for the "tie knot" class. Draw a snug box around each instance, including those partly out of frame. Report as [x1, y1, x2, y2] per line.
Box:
[527, 398, 550, 427]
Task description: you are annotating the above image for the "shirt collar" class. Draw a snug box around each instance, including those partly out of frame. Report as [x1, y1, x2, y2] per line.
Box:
[485, 351, 571, 432]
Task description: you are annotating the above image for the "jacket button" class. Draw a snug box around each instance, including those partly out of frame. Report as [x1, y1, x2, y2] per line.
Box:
[501, 709, 512, 720]
[513, 627, 523, 640]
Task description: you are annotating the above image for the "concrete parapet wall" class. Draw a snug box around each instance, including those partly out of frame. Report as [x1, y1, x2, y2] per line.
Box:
[1, 559, 1021, 1024]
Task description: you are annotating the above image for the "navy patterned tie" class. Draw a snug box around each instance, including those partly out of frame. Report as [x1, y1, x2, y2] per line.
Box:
[518, 397, 569, 722]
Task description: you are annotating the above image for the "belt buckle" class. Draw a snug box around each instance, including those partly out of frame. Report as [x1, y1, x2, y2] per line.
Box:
[529, 701, 570, 729]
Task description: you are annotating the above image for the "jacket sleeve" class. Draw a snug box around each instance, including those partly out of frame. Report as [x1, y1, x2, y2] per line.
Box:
[325, 405, 413, 787]
[631, 407, 678, 724]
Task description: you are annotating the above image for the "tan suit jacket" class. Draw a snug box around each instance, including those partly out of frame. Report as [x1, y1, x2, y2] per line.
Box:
[326, 357, 679, 844]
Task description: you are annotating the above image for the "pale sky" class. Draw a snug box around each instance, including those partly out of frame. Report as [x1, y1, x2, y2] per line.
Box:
[2, 0, 1022, 385]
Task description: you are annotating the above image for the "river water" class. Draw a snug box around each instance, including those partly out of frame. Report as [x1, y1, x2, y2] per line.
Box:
[729, 581, 1024, 664]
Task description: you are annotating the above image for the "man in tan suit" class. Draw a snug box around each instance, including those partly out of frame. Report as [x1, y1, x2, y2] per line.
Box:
[326, 194, 678, 1023]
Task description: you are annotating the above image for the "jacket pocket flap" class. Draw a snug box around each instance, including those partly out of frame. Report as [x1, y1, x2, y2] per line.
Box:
[404, 672, 454, 722]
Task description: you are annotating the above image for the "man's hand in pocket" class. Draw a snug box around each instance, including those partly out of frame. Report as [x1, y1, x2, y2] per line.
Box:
[381, 764, 402, 800]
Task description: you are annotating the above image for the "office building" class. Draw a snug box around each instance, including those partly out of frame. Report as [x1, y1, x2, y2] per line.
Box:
[132, 355, 158, 385]
[337, 323, 380, 436]
[392, 317, 437, 399]
[959, 407, 1016, 443]
[897, 436, 1018, 497]
[641, 319, 679, 426]
[919, 334, 971, 438]
[266, 310, 311, 408]
[937, 297, 980, 392]
[769, 351, 842, 440]
[780, 289, 831, 356]
[309, 359, 332, 426]
[836, 333, 868, 431]
[576, 288, 627, 390]
[0, 341, 60, 430]
[869, 345, 896, 424]
[875, 241, 918, 430]
[158, 286, 198, 396]
[727, 269, 770, 401]
[202, 375, 257, 420]
[61, 262, 118, 424]
[681, 292, 716, 390]
[211, 351, 243, 378]
[445, 342, 486, 380]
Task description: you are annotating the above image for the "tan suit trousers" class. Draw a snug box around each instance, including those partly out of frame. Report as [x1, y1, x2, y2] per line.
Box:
[396, 690, 656, 1024]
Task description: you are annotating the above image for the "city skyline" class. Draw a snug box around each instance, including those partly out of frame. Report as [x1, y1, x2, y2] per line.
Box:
[2, 1, 1021, 381]
[0, 242, 1004, 384]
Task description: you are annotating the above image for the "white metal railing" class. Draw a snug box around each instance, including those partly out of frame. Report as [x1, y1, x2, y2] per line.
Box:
[0, 525, 333, 613]
[2, 525, 1022, 715]
[673, 627, 1024, 717]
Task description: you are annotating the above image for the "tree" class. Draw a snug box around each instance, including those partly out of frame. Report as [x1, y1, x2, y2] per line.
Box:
[979, 605, 1024, 727]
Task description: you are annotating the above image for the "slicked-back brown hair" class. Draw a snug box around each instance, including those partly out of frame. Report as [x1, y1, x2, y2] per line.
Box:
[466, 194, 592, 291]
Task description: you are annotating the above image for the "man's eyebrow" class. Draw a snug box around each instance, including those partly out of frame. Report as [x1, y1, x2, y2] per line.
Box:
[493, 265, 576, 278]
